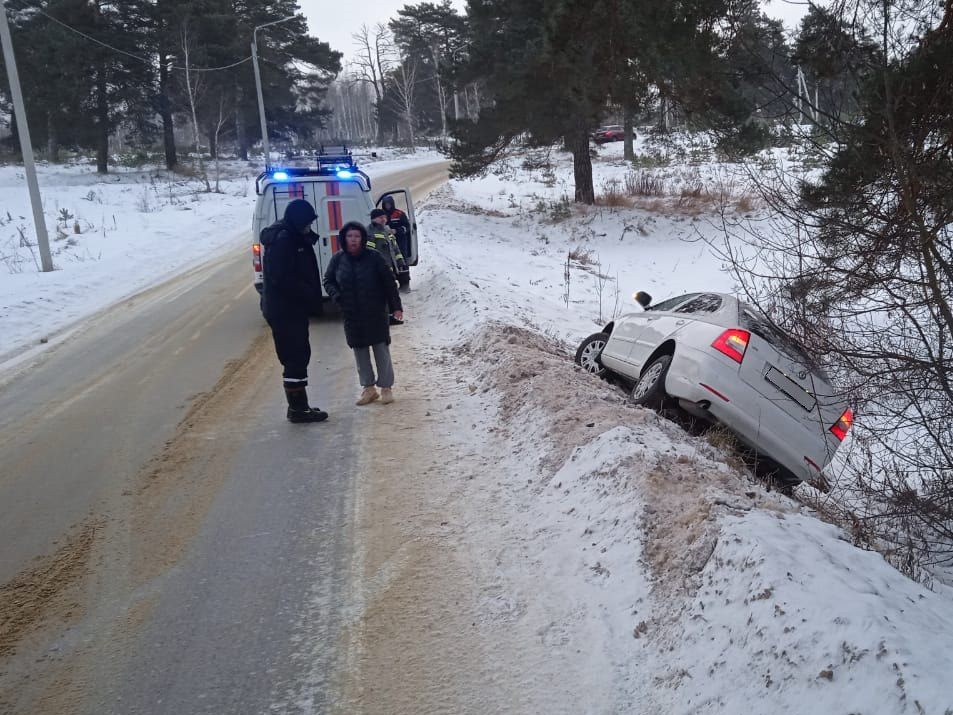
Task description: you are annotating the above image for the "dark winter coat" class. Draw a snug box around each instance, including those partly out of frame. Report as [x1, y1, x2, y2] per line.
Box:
[323, 243, 402, 348]
[260, 208, 321, 322]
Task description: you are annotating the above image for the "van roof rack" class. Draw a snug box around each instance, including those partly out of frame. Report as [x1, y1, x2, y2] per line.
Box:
[317, 144, 357, 171]
[254, 144, 371, 195]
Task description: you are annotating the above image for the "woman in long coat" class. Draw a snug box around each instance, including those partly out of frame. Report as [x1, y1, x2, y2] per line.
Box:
[323, 221, 404, 405]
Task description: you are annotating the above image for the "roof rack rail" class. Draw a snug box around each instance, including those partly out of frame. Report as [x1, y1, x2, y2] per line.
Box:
[253, 144, 371, 195]
[317, 144, 356, 171]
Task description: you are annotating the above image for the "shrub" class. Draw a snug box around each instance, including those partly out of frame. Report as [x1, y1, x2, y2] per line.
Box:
[623, 171, 665, 197]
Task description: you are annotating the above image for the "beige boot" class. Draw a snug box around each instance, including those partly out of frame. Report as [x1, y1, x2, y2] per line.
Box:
[380, 387, 394, 404]
[356, 386, 379, 406]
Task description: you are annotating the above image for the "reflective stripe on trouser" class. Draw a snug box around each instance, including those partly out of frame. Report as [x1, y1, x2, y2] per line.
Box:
[268, 315, 311, 388]
[353, 343, 394, 388]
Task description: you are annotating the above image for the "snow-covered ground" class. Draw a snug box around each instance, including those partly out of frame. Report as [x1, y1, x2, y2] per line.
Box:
[2, 139, 952, 713]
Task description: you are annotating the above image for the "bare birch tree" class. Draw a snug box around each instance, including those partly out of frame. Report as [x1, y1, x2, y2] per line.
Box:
[390, 56, 419, 149]
[352, 23, 397, 145]
[178, 20, 203, 152]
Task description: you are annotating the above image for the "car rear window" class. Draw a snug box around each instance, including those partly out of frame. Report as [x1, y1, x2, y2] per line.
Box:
[740, 308, 829, 379]
[674, 294, 723, 314]
[646, 293, 702, 312]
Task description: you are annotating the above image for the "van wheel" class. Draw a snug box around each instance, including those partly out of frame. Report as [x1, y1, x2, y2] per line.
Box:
[631, 354, 672, 409]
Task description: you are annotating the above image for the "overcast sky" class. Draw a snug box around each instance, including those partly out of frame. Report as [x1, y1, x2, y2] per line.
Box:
[298, 0, 466, 61]
[299, 0, 812, 64]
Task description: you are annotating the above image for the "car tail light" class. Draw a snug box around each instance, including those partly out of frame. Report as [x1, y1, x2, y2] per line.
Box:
[711, 329, 750, 363]
[830, 408, 854, 441]
[252, 243, 262, 272]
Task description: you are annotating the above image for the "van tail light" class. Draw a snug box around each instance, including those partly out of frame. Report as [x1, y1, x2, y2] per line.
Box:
[830, 408, 854, 441]
[711, 329, 750, 363]
[252, 243, 262, 272]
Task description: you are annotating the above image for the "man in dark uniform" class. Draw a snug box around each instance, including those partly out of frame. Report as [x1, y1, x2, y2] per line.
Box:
[260, 199, 329, 423]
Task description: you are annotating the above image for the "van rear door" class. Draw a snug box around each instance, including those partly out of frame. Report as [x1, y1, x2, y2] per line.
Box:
[260, 179, 366, 297]
[375, 188, 417, 265]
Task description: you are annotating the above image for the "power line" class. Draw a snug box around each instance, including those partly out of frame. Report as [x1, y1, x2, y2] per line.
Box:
[19, 4, 253, 72]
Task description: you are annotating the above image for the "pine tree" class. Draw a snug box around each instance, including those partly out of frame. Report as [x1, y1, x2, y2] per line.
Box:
[450, 0, 620, 203]
[452, 0, 745, 202]
[390, 1, 467, 136]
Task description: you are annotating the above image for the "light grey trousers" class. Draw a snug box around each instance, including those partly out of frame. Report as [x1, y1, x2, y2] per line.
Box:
[353, 343, 395, 388]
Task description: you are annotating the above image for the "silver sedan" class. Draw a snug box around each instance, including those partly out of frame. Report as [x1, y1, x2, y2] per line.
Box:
[574, 292, 853, 488]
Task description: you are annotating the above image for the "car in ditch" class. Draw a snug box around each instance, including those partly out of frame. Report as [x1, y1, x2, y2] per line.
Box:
[574, 291, 853, 488]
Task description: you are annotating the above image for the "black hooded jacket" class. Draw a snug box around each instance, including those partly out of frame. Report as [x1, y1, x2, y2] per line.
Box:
[381, 195, 411, 243]
[260, 199, 321, 322]
[323, 223, 402, 348]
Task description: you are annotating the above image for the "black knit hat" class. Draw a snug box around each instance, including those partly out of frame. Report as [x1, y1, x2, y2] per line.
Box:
[370, 208, 387, 219]
[283, 199, 318, 231]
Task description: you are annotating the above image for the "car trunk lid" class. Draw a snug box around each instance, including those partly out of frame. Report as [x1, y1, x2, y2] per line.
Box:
[735, 309, 848, 463]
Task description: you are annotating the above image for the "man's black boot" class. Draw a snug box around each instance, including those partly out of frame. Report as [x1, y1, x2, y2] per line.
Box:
[285, 387, 329, 423]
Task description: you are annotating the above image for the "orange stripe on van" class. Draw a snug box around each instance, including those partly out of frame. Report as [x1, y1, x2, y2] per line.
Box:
[325, 181, 343, 231]
[330, 234, 338, 252]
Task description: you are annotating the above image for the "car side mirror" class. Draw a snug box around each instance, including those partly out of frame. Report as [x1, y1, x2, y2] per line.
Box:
[634, 291, 652, 308]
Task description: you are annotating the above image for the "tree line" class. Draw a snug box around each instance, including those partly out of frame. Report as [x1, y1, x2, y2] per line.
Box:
[318, 0, 878, 200]
[0, 0, 341, 173]
[0, 0, 878, 184]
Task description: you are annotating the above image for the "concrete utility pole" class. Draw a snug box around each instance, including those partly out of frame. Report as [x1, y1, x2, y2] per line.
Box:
[252, 16, 295, 169]
[0, 0, 53, 272]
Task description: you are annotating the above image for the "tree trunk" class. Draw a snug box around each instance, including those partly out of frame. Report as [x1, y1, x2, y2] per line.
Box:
[375, 99, 387, 145]
[568, 125, 594, 204]
[235, 81, 248, 160]
[623, 104, 635, 161]
[208, 124, 218, 159]
[471, 84, 481, 118]
[405, 115, 416, 150]
[432, 44, 447, 137]
[159, 59, 177, 170]
[47, 113, 59, 163]
[96, 65, 109, 174]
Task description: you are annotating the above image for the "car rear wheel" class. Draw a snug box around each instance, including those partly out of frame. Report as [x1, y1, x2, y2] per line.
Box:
[631, 354, 672, 409]
[574, 332, 610, 377]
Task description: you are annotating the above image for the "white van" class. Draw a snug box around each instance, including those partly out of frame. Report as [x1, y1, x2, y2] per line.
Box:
[251, 147, 417, 311]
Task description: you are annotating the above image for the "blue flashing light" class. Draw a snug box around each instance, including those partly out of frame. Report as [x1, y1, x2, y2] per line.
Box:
[336, 169, 354, 179]
[272, 170, 289, 180]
